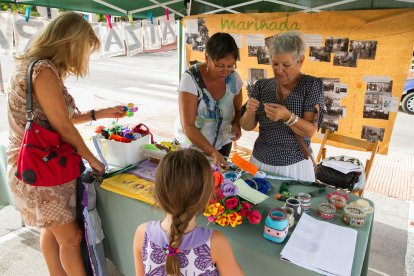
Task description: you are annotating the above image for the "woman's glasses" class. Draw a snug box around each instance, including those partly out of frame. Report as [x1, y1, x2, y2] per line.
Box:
[213, 63, 237, 72]
[209, 58, 237, 72]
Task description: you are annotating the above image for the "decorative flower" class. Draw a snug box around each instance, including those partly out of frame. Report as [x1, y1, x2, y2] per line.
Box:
[204, 169, 262, 227]
[227, 212, 243, 227]
[224, 197, 239, 211]
[221, 179, 238, 197]
[215, 214, 229, 227]
[203, 203, 222, 217]
[248, 209, 262, 224]
[215, 189, 225, 201]
[240, 201, 252, 217]
[213, 171, 224, 188]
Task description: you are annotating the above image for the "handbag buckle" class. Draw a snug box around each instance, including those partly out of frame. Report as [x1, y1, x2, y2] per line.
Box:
[42, 151, 57, 162]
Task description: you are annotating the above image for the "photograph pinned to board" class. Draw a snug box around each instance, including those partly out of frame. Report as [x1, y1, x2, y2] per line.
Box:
[382, 96, 400, 112]
[322, 78, 346, 118]
[325, 37, 349, 52]
[349, 40, 377, 60]
[321, 114, 340, 133]
[303, 34, 323, 47]
[333, 51, 358, 67]
[246, 34, 269, 64]
[363, 80, 393, 120]
[246, 68, 267, 96]
[322, 78, 340, 93]
[361, 126, 385, 142]
[309, 46, 331, 62]
[334, 83, 348, 97]
[185, 17, 209, 52]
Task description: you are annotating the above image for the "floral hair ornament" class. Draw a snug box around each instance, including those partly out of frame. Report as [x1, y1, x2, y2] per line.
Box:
[164, 244, 180, 256]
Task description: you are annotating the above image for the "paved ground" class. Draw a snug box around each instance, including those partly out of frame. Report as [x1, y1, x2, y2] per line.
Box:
[0, 52, 413, 276]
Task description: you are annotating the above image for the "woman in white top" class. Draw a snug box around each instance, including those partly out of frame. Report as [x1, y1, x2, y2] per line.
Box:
[175, 33, 243, 168]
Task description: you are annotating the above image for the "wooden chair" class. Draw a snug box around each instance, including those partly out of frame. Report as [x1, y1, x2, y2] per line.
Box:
[316, 129, 379, 197]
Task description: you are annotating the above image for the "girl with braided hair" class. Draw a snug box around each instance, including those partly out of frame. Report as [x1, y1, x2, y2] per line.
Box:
[133, 149, 244, 276]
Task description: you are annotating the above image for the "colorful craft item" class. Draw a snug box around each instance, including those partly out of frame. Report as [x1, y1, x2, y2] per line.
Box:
[230, 153, 258, 176]
[144, 144, 161, 151]
[263, 208, 289, 243]
[223, 171, 242, 182]
[160, 142, 175, 151]
[123, 103, 138, 117]
[297, 193, 312, 212]
[327, 191, 348, 211]
[342, 206, 367, 227]
[244, 178, 271, 194]
[285, 198, 302, 221]
[109, 134, 132, 143]
[281, 207, 295, 228]
[106, 122, 123, 135]
[133, 123, 154, 143]
[95, 126, 105, 134]
[203, 170, 262, 227]
[328, 194, 347, 211]
[348, 199, 374, 214]
[317, 203, 336, 220]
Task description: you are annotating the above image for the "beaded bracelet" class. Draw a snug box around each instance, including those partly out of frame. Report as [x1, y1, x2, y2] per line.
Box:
[284, 112, 295, 125]
[342, 206, 367, 227]
[317, 202, 336, 220]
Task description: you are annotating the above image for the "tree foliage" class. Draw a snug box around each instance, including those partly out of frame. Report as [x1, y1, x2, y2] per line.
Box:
[0, 4, 40, 16]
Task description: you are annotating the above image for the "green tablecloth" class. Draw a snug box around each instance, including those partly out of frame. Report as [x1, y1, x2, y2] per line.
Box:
[95, 179, 373, 276]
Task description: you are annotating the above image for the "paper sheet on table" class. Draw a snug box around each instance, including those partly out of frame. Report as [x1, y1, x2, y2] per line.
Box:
[280, 213, 357, 276]
[233, 179, 268, 205]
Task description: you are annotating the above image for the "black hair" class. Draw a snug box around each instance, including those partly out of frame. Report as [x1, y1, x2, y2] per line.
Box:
[205, 32, 239, 61]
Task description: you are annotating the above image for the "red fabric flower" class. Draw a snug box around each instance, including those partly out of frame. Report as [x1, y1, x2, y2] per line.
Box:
[224, 197, 239, 210]
[213, 171, 224, 188]
[240, 201, 252, 217]
[215, 189, 225, 200]
[248, 209, 262, 224]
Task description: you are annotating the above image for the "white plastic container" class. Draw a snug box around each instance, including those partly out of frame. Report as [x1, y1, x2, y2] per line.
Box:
[99, 135, 150, 167]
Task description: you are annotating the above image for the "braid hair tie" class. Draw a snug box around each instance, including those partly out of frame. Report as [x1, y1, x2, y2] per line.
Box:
[164, 244, 180, 256]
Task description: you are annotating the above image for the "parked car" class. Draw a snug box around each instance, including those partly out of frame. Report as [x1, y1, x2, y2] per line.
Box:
[401, 78, 414, 114]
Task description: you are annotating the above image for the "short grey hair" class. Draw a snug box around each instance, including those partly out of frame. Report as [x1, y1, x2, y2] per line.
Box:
[269, 31, 306, 61]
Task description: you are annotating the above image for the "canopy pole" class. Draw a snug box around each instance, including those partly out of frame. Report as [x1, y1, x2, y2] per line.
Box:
[178, 20, 183, 81]
[0, 62, 4, 94]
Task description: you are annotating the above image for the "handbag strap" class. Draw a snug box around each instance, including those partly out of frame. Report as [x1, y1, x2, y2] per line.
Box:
[276, 80, 317, 168]
[25, 59, 41, 125]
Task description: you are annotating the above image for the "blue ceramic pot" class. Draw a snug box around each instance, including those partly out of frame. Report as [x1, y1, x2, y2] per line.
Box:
[263, 208, 289, 243]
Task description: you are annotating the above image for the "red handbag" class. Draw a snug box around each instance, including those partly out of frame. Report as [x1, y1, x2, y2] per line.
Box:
[15, 60, 84, 186]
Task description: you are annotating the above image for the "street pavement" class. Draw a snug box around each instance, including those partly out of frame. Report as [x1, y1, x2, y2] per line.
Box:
[0, 52, 413, 276]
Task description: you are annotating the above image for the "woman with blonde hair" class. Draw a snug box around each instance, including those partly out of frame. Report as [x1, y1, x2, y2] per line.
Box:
[7, 12, 125, 275]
